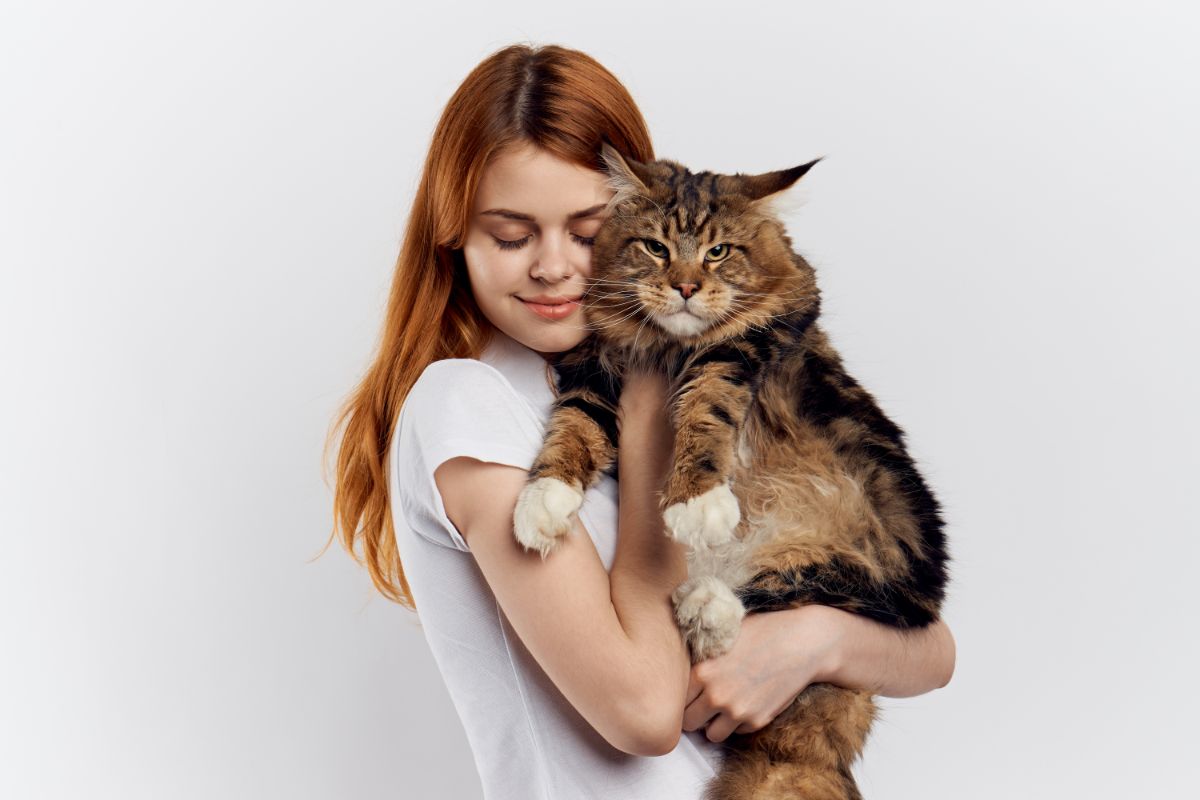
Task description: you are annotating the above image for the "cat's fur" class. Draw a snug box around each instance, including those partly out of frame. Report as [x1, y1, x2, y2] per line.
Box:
[512, 142, 949, 800]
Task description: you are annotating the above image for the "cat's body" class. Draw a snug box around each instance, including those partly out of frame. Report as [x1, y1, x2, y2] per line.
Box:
[512, 143, 949, 800]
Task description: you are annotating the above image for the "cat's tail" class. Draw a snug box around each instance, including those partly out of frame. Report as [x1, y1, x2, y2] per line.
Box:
[703, 684, 875, 800]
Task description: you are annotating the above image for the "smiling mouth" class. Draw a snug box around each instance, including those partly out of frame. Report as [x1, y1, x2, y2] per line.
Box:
[518, 296, 582, 320]
[518, 296, 581, 306]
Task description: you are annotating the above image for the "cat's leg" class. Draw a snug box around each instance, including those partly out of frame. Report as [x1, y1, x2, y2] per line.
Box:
[733, 555, 939, 629]
[513, 350, 622, 558]
[661, 353, 754, 550]
[704, 683, 874, 800]
[672, 575, 747, 662]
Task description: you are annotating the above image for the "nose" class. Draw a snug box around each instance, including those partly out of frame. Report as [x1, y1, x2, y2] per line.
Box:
[531, 234, 574, 283]
[673, 282, 700, 299]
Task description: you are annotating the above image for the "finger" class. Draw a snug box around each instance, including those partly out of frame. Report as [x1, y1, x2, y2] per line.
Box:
[705, 713, 739, 744]
[682, 697, 719, 733]
[685, 668, 704, 706]
[734, 718, 764, 734]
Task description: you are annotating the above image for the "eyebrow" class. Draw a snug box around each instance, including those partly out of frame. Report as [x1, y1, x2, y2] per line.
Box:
[479, 203, 608, 222]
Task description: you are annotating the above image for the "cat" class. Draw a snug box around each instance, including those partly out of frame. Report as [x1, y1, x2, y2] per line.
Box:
[512, 141, 949, 800]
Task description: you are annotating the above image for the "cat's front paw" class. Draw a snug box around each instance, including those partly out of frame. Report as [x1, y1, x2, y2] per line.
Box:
[672, 575, 746, 661]
[662, 482, 740, 550]
[513, 477, 585, 559]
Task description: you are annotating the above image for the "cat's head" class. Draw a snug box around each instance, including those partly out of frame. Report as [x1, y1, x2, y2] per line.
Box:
[583, 141, 822, 349]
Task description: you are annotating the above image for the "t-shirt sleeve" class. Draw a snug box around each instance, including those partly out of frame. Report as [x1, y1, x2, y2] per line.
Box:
[391, 358, 546, 552]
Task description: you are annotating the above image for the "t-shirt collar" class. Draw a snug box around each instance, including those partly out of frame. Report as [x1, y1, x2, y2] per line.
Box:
[479, 330, 557, 410]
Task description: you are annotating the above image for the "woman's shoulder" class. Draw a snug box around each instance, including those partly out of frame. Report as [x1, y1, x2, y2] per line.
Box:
[406, 357, 525, 413]
[400, 356, 544, 445]
[415, 355, 508, 385]
[392, 355, 547, 549]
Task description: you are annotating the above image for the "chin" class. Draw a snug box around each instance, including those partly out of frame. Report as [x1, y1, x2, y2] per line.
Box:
[507, 323, 588, 355]
[653, 311, 711, 338]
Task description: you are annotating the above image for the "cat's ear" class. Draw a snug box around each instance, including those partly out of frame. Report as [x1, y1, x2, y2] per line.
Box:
[599, 141, 653, 208]
[733, 157, 824, 215]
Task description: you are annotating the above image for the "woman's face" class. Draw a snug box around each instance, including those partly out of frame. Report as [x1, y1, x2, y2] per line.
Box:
[462, 142, 613, 355]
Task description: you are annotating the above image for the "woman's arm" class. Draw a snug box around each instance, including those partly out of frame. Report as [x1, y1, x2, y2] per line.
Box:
[607, 368, 694, 746]
[681, 605, 956, 743]
[821, 607, 956, 697]
[435, 368, 690, 756]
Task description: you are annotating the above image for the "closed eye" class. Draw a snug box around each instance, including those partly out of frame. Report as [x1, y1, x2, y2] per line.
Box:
[492, 235, 530, 251]
[492, 233, 595, 251]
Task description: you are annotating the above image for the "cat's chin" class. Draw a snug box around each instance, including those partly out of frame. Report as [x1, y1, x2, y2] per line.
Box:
[653, 311, 712, 338]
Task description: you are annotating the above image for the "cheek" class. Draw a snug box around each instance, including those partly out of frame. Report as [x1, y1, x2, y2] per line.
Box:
[463, 245, 519, 298]
[461, 246, 489, 297]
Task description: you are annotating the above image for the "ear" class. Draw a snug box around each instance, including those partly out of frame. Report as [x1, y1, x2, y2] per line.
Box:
[599, 141, 653, 208]
[734, 156, 824, 204]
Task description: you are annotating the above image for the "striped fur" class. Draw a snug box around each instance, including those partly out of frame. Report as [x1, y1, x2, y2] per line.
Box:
[514, 143, 949, 799]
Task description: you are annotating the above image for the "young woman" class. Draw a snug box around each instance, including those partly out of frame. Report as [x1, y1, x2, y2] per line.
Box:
[327, 43, 955, 798]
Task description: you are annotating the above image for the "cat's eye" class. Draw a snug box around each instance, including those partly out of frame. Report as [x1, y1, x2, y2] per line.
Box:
[642, 239, 669, 258]
[705, 244, 731, 262]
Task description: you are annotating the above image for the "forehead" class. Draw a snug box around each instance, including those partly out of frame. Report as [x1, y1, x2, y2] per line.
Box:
[473, 143, 613, 218]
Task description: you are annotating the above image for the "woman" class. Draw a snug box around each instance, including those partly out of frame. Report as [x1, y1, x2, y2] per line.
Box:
[327, 43, 955, 798]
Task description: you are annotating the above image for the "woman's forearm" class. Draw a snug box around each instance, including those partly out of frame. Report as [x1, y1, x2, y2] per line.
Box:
[817, 606, 956, 698]
[678, 605, 955, 742]
[608, 407, 692, 735]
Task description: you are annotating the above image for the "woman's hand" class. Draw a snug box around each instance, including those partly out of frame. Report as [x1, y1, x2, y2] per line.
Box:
[683, 604, 956, 742]
[683, 605, 840, 743]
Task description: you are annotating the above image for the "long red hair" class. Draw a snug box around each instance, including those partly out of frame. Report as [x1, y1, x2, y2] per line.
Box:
[321, 44, 656, 609]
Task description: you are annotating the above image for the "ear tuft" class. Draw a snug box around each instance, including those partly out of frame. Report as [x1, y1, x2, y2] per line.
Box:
[600, 141, 650, 211]
[754, 183, 811, 220]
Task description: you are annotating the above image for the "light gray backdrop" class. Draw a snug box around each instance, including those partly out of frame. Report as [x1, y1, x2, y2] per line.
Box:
[3, 1, 1197, 798]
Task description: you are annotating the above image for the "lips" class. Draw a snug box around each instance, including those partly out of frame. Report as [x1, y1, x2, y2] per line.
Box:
[519, 295, 582, 305]
[518, 295, 582, 320]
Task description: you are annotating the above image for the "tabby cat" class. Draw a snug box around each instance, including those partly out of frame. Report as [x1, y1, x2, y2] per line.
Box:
[512, 142, 949, 800]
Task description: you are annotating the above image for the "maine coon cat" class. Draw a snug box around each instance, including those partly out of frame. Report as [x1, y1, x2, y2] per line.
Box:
[512, 142, 949, 800]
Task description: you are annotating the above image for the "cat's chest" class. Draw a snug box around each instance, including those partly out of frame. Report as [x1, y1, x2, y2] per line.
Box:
[720, 412, 871, 573]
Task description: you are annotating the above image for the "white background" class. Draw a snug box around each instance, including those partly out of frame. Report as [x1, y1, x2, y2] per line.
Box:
[3, 1, 1197, 798]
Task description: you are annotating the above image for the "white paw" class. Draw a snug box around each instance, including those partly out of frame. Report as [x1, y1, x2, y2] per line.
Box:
[662, 482, 740, 550]
[672, 576, 746, 661]
[513, 477, 584, 559]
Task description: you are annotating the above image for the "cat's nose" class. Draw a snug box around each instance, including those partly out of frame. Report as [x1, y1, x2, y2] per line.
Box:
[674, 282, 700, 299]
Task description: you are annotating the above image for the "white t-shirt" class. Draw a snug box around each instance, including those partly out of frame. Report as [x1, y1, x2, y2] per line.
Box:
[388, 329, 725, 800]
